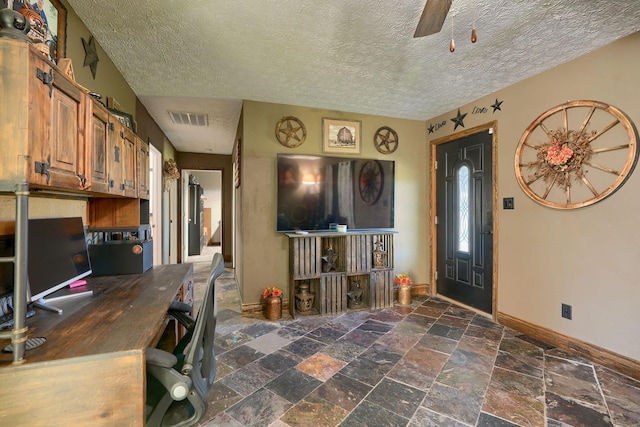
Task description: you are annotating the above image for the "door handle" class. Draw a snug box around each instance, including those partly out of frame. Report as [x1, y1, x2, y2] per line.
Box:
[480, 231, 492, 235]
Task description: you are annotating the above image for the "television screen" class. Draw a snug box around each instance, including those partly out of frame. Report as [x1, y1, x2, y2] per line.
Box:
[276, 154, 395, 232]
[27, 217, 92, 302]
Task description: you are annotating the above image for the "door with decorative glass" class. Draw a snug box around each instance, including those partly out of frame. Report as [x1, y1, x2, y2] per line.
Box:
[435, 126, 494, 314]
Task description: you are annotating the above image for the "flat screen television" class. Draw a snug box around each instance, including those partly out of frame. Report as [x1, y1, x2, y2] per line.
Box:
[27, 217, 93, 310]
[276, 154, 395, 232]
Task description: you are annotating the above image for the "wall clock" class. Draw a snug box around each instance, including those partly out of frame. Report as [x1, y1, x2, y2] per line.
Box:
[373, 126, 398, 154]
[515, 100, 638, 209]
[275, 116, 306, 148]
[358, 160, 384, 205]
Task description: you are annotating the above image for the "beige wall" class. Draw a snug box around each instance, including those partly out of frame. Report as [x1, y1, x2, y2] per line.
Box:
[239, 101, 428, 307]
[61, 0, 136, 118]
[425, 32, 640, 361]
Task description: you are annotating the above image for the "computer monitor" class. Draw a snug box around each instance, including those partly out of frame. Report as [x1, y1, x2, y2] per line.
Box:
[27, 217, 93, 313]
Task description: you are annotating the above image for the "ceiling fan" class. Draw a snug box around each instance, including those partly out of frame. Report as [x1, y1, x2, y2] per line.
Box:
[413, 0, 453, 37]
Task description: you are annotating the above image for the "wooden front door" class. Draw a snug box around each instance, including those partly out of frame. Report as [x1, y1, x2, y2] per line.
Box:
[435, 125, 494, 314]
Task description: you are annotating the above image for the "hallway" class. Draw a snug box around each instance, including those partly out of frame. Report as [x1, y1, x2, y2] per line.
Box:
[188, 261, 640, 427]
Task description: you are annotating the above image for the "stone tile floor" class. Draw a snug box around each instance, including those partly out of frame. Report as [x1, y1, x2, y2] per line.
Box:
[189, 262, 640, 427]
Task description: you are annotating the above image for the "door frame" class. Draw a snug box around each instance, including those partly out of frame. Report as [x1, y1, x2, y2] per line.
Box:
[430, 121, 499, 318]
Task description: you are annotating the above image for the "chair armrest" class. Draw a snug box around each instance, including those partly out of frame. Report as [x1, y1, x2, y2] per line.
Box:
[145, 347, 192, 401]
[169, 300, 192, 313]
[168, 301, 196, 330]
[146, 347, 178, 368]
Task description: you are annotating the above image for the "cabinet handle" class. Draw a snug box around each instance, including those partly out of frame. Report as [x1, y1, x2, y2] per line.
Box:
[77, 173, 88, 188]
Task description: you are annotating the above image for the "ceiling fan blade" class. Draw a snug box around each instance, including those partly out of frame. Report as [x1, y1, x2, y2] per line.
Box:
[413, 0, 453, 38]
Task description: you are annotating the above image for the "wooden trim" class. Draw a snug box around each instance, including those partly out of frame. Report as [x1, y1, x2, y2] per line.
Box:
[410, 283, 430, 295]
[429, 121, 499, 318]
[497, 311, 640, 381]
[242, 299, 290, 316]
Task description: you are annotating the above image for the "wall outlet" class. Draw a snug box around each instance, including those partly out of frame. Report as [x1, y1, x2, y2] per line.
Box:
[561, 303, 572, 320]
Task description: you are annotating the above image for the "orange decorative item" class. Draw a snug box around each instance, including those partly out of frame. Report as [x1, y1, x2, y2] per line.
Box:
[394, 273, 413, 305]
[263, 286, 283, 320]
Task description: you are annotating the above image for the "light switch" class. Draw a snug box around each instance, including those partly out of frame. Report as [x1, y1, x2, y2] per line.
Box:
[503, 197, 514, 209]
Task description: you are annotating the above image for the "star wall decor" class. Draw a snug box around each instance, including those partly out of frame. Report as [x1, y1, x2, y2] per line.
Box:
[491, 99, 503, 113]
[451, 109, 467, 130]
[82, 36, 99, 79]
[428, 123, 435, 134]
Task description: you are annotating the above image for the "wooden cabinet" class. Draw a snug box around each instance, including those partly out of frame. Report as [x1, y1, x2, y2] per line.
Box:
[286, 231, 395, 318]
[0, 38, 150, 202]
[121, 126, 137, 197]
[0, 39, 87, 192]
[87, 99, 110, 194]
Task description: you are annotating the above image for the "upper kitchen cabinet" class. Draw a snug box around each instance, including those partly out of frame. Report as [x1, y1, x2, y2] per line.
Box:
[0, 39, 88, 192]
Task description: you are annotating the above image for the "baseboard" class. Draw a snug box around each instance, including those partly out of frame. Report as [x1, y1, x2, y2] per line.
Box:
[497, 311, 640, 381]
[411, 283, 430, 295]
[242, 299, 290, 316]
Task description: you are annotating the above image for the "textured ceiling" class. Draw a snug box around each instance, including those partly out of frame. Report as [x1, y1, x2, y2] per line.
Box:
[66, 0, 640, 155]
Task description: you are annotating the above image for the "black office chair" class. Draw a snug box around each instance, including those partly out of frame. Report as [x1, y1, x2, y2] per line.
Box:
[145, 253, 224, 427]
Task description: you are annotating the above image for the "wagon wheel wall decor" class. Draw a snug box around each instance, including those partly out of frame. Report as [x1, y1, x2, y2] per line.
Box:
[374, 126, 399, 154]
[358, 160, 384, 205]
[514, 100, 638, 209]
[275, 116, 307, 148]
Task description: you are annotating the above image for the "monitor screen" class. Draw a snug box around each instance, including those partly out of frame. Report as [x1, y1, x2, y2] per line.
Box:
[27, 217, 92, 302]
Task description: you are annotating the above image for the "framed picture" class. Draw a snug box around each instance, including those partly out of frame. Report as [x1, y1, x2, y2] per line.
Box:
[108, 108, 136, 133]
[322, 118, 362, 154]
[10, 0, 67, 62]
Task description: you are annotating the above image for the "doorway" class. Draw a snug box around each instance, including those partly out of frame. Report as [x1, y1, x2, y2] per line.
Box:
[149, 145, 162, 266]
[432, 122, 497, 315]
[181, 170, 223, 263]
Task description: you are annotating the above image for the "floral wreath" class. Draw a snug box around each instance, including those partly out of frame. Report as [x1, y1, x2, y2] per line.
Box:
[524, 128, 595, 188]
[163, 159, 180, 191]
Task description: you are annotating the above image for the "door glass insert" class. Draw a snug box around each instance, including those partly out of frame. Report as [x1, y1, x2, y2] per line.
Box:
[458, 165, 470, 253]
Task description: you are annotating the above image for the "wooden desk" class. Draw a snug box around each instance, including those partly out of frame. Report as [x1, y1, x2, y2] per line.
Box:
[0, 263, 193, 426]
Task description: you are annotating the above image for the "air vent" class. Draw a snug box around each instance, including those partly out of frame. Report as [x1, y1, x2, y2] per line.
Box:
[168, 111, 209, 127]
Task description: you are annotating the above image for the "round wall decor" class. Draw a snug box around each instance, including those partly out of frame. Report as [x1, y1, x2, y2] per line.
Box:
[373, 126, 398, 154]
[515, 100, 638, 209]
[275, 116, 306, 148]
[358, 160, 384, 205]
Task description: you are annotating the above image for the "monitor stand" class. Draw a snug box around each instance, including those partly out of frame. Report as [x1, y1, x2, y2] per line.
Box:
[33, 287, 94, 315]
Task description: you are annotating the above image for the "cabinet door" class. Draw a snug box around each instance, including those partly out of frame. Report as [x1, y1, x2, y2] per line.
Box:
[122, 127, 137, 197]
[87, 99, 110, 194]
[27, 52, 86, 190]
[107, 117, 125, 195]
[137, 138, 150, 199]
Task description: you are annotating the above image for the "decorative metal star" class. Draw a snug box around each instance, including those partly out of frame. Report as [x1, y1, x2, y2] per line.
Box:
[321, 246, 338, 272]
[428, 123, 435, 134]
[275, 116, 306, 148]
[451, 109, 467, 130]
[82, 36, 99, 79]
[491, 99, 503, 113]
[280, 119, 302, 143]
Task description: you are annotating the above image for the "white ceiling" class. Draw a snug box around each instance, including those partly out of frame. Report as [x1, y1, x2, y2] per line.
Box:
[66, 0, 640, 155]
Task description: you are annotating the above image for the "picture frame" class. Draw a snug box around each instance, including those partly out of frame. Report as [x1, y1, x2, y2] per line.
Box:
[9, 0, 67, 62]
[45, 0, 66, 62]
[322, 118, 362, 154]
[108, 108, 136, 133]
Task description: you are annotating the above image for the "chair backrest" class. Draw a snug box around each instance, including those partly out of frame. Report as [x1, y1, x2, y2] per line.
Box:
[181, 253, 224, 398]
